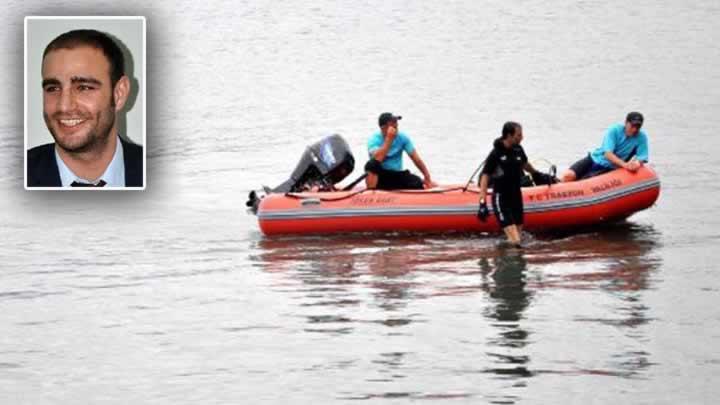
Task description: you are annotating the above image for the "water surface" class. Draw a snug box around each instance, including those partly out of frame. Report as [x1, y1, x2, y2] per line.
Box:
[1, 1, 719, 403]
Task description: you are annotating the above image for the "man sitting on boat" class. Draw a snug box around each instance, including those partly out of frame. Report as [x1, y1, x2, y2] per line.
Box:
[561, 112, 649, 182]
[364, 112, 437, 190]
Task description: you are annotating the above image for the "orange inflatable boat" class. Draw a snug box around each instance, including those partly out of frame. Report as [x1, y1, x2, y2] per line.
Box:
[251, 166, 660, 236]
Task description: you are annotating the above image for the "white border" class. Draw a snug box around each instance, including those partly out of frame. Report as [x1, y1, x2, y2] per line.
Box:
[24, 16, 147, 191]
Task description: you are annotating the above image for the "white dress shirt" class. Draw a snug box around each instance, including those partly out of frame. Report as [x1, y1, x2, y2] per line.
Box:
[55, 136, 126, 187]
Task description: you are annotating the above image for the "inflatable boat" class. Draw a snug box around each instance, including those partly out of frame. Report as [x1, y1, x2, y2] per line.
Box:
[247, 135, 660, 236]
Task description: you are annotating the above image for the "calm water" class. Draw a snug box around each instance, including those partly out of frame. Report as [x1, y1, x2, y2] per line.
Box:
[2, 1, 720, 403]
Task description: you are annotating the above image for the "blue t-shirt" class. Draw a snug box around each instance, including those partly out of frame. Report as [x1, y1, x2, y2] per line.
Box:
[590, 123, 649, 168]
[367, 131, 415, 171]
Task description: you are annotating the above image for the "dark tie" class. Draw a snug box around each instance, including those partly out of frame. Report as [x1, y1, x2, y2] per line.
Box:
[71, 180, 107, 187]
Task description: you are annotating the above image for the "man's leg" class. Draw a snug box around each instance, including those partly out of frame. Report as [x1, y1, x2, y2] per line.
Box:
[561, 154, 593, 182]
[502, 225, 522, 246]
[366, 172, 378, 189]
[364, 159, 383, 189]
[376, 169, 423, 190]
[397, 170, 424, 190]
[493, 191, 523, 246]
[560, 169, 577, 182]
[514, 195, 524, 239]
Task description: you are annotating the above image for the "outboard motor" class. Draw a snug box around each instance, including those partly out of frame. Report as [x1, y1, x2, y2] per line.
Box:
[246, 134, 355, 214]
[272, 134, 355, 193]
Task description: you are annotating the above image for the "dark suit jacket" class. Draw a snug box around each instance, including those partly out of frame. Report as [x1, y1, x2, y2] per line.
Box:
[27, 138, 144, 187]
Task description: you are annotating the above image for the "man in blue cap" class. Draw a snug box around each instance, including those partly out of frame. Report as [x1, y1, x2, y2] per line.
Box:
[364, 112, 436, 190]
[561, 112, 650, 181]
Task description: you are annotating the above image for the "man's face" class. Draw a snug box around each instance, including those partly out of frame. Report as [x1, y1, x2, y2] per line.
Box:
[624, 121, 641, 137]
[42, 46, 125, 153]
[511, 128, 523, 145]
[381, 120, 398, 134]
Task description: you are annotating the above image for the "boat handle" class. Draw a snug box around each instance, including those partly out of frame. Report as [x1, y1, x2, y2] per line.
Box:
[301, 198, 321, 206]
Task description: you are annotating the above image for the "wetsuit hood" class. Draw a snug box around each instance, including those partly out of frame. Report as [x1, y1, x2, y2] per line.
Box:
[493, 137, 507, 151]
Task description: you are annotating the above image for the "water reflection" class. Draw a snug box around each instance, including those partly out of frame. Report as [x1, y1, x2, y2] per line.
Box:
[545, 223, 661, 379]
[480, 251, 534, 379]
[479, 223, 662, 384]
[253, 234, 438, 336]
[532, 222, 661, 293]
[250, 222, 662, 391]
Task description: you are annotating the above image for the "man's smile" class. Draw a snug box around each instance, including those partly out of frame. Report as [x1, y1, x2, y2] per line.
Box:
[58, 118, 87, 128]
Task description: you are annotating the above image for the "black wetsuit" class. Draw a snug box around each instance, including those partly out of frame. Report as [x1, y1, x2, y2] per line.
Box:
[481, 138, 528, 228]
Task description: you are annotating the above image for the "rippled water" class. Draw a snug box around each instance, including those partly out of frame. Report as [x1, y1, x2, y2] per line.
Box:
[2, 0, 720, 403]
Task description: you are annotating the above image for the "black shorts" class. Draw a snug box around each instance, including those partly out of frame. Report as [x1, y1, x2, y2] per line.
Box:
[491, 189, 524, 228]
[570, 154, 612, 180]
[365, 159, 423, 190]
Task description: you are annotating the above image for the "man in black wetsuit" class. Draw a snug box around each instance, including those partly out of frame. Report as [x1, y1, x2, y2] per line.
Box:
[477, 122, 549, 247]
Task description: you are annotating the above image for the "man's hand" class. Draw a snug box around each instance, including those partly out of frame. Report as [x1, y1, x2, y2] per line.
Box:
[625, 160, 642, 172]
[423, 177, 437, 189]
[375, 125, 399, 162]
[477, 201, 489, 222]
[386, 125, 398, 141]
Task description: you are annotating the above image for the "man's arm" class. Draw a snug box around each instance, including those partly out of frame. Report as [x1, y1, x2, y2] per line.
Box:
[475, 173, 491, 221]
[408, 149, 436, 188]
[636, 134, 649, 163]
[599, 125, 642, 171]
[478, 173, 490, 203]
[478, 151, 497, 194]
[525, 161, 558, 185]
[523, 162, 539, 175]
[603, 151, 641, 172]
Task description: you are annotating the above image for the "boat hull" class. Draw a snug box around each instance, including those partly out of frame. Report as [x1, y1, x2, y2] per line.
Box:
[255, 166, 660, 235]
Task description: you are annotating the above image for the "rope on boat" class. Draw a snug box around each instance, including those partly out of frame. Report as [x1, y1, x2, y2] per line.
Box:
[285, 186, 477, 203]
[463, 159, 486, 192]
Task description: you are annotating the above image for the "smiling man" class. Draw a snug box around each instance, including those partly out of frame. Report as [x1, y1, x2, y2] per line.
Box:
[26, 29, 143, 188]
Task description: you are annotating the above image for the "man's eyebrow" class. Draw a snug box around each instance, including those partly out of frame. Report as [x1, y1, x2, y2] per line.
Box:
[70, 76, 102, 85]
[41, 78, 61, 88]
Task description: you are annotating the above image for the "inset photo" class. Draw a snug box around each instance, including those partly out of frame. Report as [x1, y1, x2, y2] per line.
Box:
[24, 16, 146, 190]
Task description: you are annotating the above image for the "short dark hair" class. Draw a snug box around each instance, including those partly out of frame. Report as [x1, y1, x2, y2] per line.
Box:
[43, 29, 125, 87]
[501, 121, 521, 139]
[626, 111, 644, 127]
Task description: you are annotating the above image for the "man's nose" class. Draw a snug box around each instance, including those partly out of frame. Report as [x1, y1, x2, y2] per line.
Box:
[57, 88, 77, 112]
